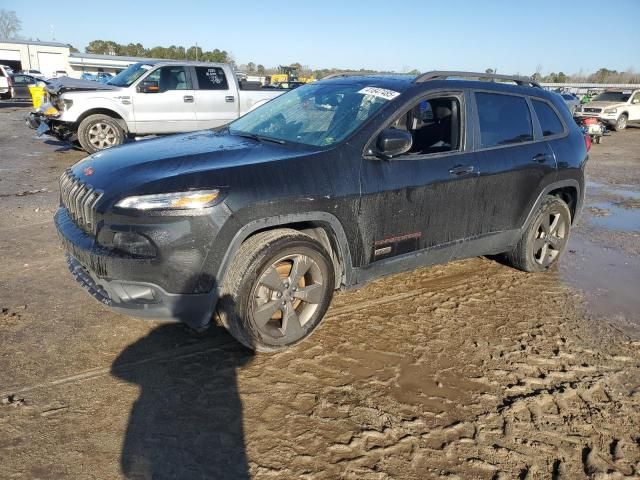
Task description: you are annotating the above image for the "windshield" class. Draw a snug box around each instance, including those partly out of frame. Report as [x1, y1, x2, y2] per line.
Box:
[107, 63, 153, 87]
[229, 82, 398, 147]
[593, 91, 631, 102]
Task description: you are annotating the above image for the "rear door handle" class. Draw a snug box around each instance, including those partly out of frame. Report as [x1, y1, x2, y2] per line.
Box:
[449, 164, 475, 176]
[532, 153, 551, 163]
[183, 95, 194, 103]
[225, 95, 235, 103]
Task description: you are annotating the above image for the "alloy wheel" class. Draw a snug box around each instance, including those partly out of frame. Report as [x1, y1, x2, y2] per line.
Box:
[532, 211, 568, 267]
[88, 122, 118, 149]
[252, 253, 325, 340]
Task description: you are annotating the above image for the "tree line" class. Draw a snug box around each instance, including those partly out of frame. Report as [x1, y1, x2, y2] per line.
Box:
[85, 40, 232, 64]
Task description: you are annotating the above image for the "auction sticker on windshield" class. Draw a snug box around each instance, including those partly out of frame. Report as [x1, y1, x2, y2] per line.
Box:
[358, 87, 400, 101]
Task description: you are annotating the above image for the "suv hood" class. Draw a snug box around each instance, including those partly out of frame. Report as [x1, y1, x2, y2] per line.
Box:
[46, 77, 121, 95]
[71, 130, 317, 207]
[582, 101, 624, 109]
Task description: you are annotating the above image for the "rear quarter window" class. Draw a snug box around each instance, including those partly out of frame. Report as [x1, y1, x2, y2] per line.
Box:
[195, 67, 229, 90]
[475, 92, 533, 148]
[532, 99, 565, 137]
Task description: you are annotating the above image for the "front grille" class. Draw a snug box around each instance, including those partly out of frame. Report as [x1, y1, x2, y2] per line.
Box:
[59, 169, 102, 234]
[584, 107, 602, 113]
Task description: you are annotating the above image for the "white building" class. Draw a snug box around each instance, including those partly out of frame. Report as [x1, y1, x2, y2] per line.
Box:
[0, 39, 159, 78]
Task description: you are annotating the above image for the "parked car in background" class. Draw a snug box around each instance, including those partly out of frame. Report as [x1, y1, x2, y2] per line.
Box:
[54, 71, 589, 351]
[0, 65, 10, 99]
[10, 74, 47, 100]
[1, 64, 14, 75]
[80, 72, 96, 81]
[560, 93, 580, 113]
[20, 69, 46, 79]
[51, 70, 68, 79]
[29, 61, 288, 153]
[95, 72, 114, 83]
[574, 89, 640, 131]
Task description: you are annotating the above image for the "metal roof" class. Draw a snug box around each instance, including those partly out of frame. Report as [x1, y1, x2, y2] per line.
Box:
[0, 38, 70, 48]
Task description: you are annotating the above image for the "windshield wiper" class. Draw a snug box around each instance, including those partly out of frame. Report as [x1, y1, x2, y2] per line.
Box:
[232, 131, 286, 145]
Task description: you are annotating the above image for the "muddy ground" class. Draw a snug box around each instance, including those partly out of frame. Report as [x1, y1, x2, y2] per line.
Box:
[1, 102, 639, 479]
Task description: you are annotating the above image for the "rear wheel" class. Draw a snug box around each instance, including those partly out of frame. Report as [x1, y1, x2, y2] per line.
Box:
[217, 229, 335, 352]
[77, 114, 125, 153]
[505, 196, 571, 272]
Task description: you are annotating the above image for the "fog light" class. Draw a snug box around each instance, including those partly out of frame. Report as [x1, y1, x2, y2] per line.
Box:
[112, 232, 156, 257]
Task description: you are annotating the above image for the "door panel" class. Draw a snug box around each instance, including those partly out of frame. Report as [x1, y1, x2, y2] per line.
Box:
[192, 66, 238, 128]
[359, 151, 479, 265]
[132, 66, 197, 134]
[357, 91, 481, 266]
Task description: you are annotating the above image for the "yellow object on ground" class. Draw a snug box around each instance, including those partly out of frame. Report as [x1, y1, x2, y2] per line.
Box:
[28, 85, 46, 109]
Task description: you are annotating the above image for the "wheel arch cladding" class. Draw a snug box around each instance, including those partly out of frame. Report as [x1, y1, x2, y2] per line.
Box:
[548, 185, 578, 222]
[217, 213, 354, 291]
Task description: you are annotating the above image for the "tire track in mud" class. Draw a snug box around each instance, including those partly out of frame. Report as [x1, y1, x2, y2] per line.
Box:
[0, 261, 498, 398]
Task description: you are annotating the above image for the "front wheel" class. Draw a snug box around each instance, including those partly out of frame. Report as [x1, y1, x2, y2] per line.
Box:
[217, 229, 335, 352]
[505, 196, 571, 272]
[77, 114, 125, 153]
[612, 113, 628, 131]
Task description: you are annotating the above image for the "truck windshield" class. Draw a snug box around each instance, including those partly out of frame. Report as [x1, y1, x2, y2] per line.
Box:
[107, 63, 153, 87]
[229, 83, 398, 147]
[593, 91, 631, 102]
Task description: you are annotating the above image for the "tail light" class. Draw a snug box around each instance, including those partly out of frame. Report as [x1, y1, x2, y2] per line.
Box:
[584, 134, 591, 152]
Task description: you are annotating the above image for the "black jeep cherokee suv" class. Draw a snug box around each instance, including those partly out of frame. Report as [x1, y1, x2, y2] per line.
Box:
[55, 71, 588, 351]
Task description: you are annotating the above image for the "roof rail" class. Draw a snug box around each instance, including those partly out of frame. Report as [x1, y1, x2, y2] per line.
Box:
[414, 71, 541, 88]
[320, 71, 378, 80]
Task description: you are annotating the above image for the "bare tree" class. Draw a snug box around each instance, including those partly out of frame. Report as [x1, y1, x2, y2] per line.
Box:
[0, 10, 21, 39]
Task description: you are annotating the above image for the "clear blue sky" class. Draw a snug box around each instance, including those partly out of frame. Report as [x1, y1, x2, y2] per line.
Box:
[5, 0, 640, 74]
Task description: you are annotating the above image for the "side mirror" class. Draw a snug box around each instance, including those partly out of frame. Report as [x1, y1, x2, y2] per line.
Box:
[376, 128, 413, 159]
[139, 81, 159, 93]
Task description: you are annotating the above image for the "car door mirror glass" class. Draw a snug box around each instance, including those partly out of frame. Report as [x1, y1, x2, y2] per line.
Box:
[376, 128, 413, 159]
[139, 81, 160, 93]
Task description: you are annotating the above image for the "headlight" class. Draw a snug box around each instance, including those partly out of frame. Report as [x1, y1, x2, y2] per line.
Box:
[603, 107, 617, 114]
[115, 189, 221, 210]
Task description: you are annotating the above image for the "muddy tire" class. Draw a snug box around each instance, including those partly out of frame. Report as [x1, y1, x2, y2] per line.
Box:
[0, 91, 11, 100]
[505, 196, 571, 273]
[611, 113, 628, 132]
[77, 114, 125, 153]
[217, 229, 335, 352]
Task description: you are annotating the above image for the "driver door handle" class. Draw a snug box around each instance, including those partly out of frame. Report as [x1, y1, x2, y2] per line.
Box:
[225, 95, 235, 103]
[183, 95, 194, 103]
[449, 164, 475, 176]
[533, 153, 552, 163]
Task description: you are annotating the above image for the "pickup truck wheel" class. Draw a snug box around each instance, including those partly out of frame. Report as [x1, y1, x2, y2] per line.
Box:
[612, 113, 628, 131]
[217, 229, 335, 352]
[78, 114, 125, 153]
[505, 195, 571, 273]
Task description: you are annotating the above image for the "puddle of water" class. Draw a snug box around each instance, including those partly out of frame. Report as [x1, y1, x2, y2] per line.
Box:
[586, 180, 640, 199]
[560, 234, 640, 336]
[588, 202, 640, 232]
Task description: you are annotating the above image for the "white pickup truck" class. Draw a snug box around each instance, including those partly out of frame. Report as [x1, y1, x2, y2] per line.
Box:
[0, 65, 11, 99]
[573, 88, 640, 131]
[28, 61, 286, 152]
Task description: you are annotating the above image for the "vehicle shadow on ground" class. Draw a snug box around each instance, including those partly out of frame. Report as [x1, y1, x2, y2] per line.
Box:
[43, 138, 79, 153]
[111, 312, 255, 479]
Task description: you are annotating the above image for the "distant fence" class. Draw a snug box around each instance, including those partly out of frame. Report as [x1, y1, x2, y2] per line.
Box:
[541, 83, 639, 94]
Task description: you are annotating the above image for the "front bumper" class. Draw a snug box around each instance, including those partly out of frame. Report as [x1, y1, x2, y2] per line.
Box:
[573, 111, 619, 125]
[55, 207, 218, 330]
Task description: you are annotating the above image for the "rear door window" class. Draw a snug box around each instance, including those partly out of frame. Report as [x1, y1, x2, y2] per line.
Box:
[475, 92, 533, 148]
[195, 67, 229, 90]
[532, 99, 564, 137]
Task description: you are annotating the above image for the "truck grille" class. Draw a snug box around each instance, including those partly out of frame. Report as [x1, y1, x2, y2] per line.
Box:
[584, 107, 602, 113]
[59, 169, 102, 234]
